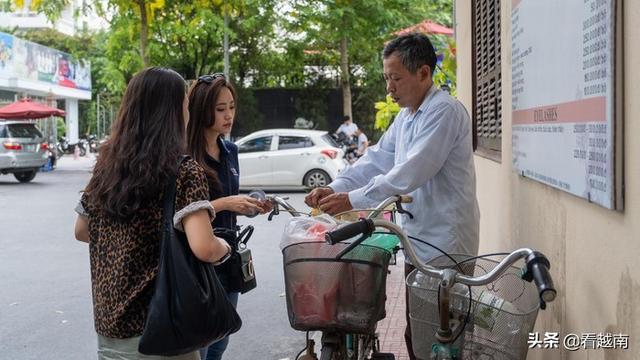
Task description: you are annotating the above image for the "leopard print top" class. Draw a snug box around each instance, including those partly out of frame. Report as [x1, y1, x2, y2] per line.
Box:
[79, 159, 210, 339]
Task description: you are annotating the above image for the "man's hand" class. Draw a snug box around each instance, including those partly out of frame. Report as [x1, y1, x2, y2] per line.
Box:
[318, 192, 353, 215]
[305, 187, 334, 208]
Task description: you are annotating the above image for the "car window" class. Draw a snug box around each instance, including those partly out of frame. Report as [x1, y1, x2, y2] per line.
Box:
[0, 124, 6, 138]
[321, 133, 340, 148]
[278, 136, 314, 150]
[7, 124, 42, 138]
[238, 136, 272, 153]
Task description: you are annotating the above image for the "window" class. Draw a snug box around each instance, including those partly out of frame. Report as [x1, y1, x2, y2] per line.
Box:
[238, 136, 272, 153]
[278, 136, 314, 150]
[0, 125, 6, 138]
[7, 124, 43, 138]
[473, 0, 502, 160]
[321, 133, 340, 148]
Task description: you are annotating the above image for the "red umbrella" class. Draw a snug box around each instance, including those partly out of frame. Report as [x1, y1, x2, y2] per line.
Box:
[0, 98, 66, 120]
[394, 20, 454, 36]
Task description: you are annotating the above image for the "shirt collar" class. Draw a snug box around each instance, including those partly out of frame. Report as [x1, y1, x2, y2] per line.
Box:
[416, 85, 439, 115]
[217, 136, 230, 156]
[402, 85, 438, 124]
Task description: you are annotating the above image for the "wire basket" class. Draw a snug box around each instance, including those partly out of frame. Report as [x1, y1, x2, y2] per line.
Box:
[282, 241, 391, 334]
[406, 254, 540, 360]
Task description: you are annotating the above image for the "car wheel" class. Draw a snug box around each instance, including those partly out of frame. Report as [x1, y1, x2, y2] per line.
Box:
[303, 169, 331, 188]
[14, 170, 37, 183]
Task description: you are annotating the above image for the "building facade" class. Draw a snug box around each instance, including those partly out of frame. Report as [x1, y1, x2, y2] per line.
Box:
[455, 0, 637, 358]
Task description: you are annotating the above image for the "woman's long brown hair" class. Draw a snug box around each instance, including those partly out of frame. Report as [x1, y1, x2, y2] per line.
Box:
[84, 67, 187, 220]
[186, 76, 237, 192]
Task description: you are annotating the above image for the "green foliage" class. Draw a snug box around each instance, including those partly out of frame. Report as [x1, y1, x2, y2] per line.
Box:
[374, 95, 400, 131]
[433, 38, 457, 96]
[151, 1, 225, 78]
[56, 117, 66, 138]
[22, 0, 454, 138]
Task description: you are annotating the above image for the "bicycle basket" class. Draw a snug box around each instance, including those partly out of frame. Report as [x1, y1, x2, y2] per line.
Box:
[406, 254, 540, 360]
[282, 241, 391, 334]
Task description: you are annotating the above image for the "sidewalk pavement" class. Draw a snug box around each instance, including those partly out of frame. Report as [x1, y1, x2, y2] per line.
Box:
[378, 255, 410, 359]
[54, 154, 96, 172]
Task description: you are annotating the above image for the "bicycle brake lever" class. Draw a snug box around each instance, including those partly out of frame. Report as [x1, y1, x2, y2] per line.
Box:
[267, 204, 280, 221]
[395, 199, 414, 219]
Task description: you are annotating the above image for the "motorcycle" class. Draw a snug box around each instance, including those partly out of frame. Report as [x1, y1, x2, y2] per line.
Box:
[57, 137, 87, 157]
[80, 134, 98, 153]
[332, 132, 359, 164]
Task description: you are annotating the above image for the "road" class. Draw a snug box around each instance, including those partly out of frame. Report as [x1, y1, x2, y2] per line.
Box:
[0, 157, 309, 360]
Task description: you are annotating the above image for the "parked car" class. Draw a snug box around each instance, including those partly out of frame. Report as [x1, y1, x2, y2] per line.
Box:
[0, 121, 49, 183]
[235, 129, 346, 189]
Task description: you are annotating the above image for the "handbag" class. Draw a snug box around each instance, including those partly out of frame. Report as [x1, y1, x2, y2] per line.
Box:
[139, 157, 242, 356]
[214, 226, 257, 294]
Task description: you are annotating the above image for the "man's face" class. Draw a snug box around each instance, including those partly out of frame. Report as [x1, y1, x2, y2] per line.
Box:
[383, 52, 432, 111]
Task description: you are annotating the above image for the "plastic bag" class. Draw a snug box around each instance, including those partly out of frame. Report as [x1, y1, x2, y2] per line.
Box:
[280, 214, 340, 250]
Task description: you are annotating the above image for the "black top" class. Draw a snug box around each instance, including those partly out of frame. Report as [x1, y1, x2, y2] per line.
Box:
[204, 137, 241, 288]
[204, 137, 240, 230]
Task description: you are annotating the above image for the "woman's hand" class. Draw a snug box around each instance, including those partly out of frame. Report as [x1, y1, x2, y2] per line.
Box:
[212, 195, 266, 216]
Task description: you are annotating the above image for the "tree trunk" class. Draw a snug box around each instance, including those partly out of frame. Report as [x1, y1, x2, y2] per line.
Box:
[340, 35, 352, 120]
[138, 0, 149, 67]
[339, 12, 352, 119]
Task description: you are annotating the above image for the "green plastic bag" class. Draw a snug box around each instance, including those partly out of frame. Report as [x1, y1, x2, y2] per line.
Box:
[362, 232, 400, 252]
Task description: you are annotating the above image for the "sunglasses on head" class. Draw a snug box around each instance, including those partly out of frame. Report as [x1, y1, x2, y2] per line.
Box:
[197, 73, 225, 84]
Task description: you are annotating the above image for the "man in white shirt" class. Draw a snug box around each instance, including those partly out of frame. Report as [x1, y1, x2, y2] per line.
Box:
[305, 33, 479, 360]
[335, 115, 358, 138]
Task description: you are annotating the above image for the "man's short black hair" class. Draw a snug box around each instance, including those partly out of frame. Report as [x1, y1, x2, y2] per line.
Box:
[383, 33, 437, 75]
[343, 115, 351, 122]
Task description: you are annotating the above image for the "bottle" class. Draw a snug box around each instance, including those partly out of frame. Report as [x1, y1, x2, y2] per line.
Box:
[473, 290, 518, 332]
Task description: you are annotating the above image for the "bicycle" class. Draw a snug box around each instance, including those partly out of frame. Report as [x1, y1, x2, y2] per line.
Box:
[323, 218, 557, 359]
[267, 195, 556, 359]
[267, 195, 411, 360]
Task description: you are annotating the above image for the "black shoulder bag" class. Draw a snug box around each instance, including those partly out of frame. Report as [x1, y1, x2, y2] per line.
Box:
[213, 225, 257, 294]
[139, 159, 242, 356]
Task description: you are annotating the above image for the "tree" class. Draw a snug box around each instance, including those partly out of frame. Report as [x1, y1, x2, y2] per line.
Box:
[97, 0, 166, 67]
[286, 0, 431, 120]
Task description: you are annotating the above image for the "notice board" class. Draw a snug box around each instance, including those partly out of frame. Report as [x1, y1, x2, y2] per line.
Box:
[511, 0, 622, 210]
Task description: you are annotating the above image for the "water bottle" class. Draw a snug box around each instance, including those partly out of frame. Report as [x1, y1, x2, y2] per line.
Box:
[246, 189, 266, 218]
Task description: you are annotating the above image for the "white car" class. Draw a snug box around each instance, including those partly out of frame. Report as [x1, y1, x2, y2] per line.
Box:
[235, 129, 346, 189]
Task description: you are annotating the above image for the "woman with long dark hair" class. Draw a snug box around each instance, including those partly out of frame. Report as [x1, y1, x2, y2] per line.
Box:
[74, 67, 231, 360]
[187, 74, 270, 360]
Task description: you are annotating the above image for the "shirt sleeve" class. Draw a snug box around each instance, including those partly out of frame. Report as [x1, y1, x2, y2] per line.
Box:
[347, 103, 461, 208]
[329, 114, 399, 194]
[173, 159, 216, 232]
[75, 193, 89, 217]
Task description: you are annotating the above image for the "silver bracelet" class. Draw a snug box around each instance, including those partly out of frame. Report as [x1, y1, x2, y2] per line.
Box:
[212, 243, 233, 265]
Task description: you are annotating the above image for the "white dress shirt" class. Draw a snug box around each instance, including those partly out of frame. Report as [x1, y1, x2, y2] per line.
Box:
[329, 86, 480, 262]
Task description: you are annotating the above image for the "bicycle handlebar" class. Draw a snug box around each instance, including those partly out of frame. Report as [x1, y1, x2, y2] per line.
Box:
[266, 195, 305, 219]
[325, 219, 557, 305]
[324, 218, 375, 244]
[266, 194, 413, 220]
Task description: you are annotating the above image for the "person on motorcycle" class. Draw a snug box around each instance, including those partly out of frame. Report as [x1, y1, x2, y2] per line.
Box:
[335, 115, 358, 138]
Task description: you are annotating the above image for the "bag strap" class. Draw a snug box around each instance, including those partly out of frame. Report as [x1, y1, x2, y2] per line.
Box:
[237, 225, 254, 248]
[162, 155, 189, 228]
